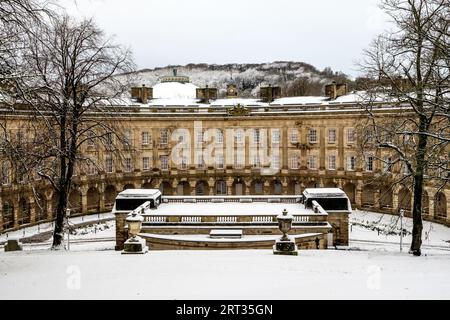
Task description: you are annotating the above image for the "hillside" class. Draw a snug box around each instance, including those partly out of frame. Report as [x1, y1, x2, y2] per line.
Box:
[124, 61, 351, 98]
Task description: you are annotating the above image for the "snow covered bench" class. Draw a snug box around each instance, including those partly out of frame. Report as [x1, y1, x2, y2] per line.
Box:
[209, 229, 243, 239]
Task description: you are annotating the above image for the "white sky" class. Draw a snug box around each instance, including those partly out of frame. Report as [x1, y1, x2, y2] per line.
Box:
[59, 0, 390, 77]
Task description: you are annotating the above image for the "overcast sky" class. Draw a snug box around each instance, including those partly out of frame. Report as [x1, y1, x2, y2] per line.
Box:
[60, 0, 390, 77]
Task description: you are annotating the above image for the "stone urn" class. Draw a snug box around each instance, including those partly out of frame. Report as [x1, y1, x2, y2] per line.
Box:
[273, 209, 298, 256]
[122, 211, 148, 254]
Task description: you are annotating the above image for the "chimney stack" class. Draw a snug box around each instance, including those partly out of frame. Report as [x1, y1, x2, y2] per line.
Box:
[325, 82, 347, 100]
[259, 85, 281, 103]
[131, 85, 153, 104]
[196, 86, 218, 104]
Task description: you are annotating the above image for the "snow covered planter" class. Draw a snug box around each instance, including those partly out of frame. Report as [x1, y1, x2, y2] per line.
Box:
[273, 209, 298, 256]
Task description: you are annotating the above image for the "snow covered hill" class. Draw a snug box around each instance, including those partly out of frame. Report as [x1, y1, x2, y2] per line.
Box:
[120, 61, 350, 98]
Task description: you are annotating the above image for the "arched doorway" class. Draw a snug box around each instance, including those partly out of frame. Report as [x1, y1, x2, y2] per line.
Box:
[177, 181, 190, 195]
[361, 185, 375, 206]
[251, 179, 264, 195]
[271, 179, 283, 195]
[87, 187, 100, 212]
[232, 179, 244, 195]
[379, 187, 393, 209]
[2, 200, 14, 229]
[68, 189, 82, 214]
[398, 187, 411, 213]
[195, 181, 207, 195]
[215, 180, 227, 195]
[159, 181, 172, 195]
[19, 197, 30, 225]
[142, 182, 153, 189]
[343, 183, 356, 204]
[104, 185, 117, 209]
[123, 184, 135, 191]
[434, 192, 447, 220]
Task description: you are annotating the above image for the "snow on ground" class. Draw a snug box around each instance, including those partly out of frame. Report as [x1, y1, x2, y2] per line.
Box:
[350, 210, 450, 251]
[0, 249, 449, 300]
[0, 212, 114, 243]
[0, 209, 449, 299]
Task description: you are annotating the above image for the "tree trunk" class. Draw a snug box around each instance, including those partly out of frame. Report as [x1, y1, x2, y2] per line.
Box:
[52, 186, 66, 247]
[410, 122, 428, 256]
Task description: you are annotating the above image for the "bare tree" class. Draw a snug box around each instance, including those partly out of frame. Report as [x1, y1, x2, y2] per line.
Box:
[0, 0, 51, 92]
[359, 0, 449, 256]
[1, 14, 135, 248]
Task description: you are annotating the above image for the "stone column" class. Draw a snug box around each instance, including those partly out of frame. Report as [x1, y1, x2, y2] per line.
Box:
[282, 127, 288, 170]
[319, 126, 326, 170]
[338, 126, 345, 170]
[29, 195, 36, 224]
[13, 196, 19, 228]
[81, 186, 88, 214]
[189, 180, 197, 196]
[245, 180, 251, 195]
[355, 181, 363, 209]
[373, 190, 380, 210]
[226, 178, 233, 195]
[99, 183, 106, 212]
[208, 179, 215, 195]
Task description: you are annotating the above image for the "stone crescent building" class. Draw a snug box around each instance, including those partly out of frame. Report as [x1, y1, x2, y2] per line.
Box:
[0, 71, 448, 233]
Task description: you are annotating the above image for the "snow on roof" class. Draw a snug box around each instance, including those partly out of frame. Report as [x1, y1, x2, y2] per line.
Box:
[117, 189, 161, 198]
[153, 82, 198, 99]
[147, 98, 200, 106]
[271, 96, 327, 105]
[303, 188, 346, 198]
[147, 202, 314, 216]
[210, 98, 266, 106]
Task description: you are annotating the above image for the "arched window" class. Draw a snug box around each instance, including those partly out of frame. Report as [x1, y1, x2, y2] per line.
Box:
[216, 180, 227, 195]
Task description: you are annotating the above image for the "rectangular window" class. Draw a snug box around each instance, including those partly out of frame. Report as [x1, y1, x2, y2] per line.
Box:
[142, 131, 150, 145]
[180, 156, 188, 170]
[142, 157, 150, 171]
[124, 158, 132, 173]
[160, 129, 168, 145]
[254, 129, 261, 144]
[290, 130, 298, 143]
[347, 128, 355, 144]
[160, 155, 169, 170]
[272, 130, 280, 144]
[328, 129, 336, 144]
[290, 155, 299, 169]
[197, 154, 205, 169]
[328, 155, 336, 170]
[196, 130, 203, 143]
[216, 129, 224, 144]
[234, 153, 244, 169]
[308, 155, 317, 170]
[272, 155, 280, 169]
[347, 156, 356, 171]
[253, 154, 261, 168]
[216, 154, 224, 169]
[366, 156, 374, 172]
[105, 158, 113, 173]
[308, 129, 317, 143]
[235, 130, 244, 144]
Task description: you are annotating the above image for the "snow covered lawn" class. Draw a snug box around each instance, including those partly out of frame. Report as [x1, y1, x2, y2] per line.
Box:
[0, 249, 449, 300]
[0, 209, 449, 300]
